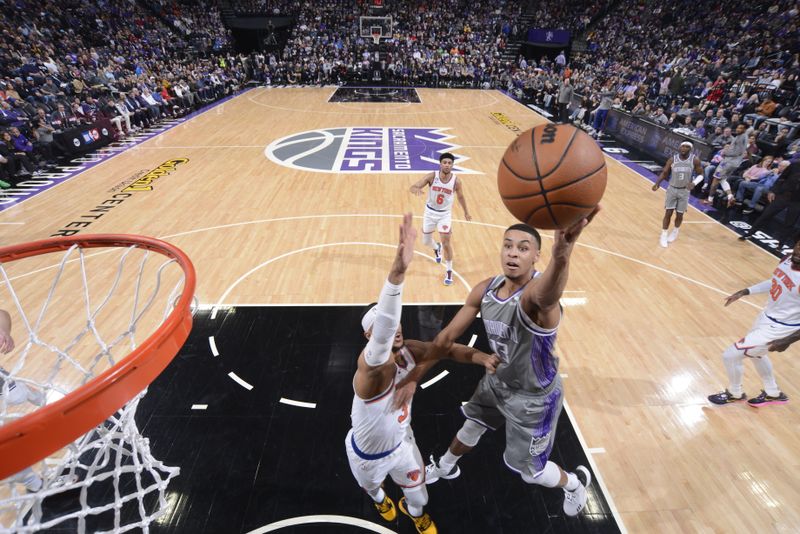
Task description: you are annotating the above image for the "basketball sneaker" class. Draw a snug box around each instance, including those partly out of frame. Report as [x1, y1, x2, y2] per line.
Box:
[747, 390, 789, 407]
[434, 243, 442, 263]
[563, 466, 592, 516]
[425, 455, 461, 484]
[668, 228, 679, 243]
[373, 493, 396, 521]
[707, 389, 747, 405]
[398, 497, 437, 534]
[443, 271, 453, 286]
[659, 233, 668, 248]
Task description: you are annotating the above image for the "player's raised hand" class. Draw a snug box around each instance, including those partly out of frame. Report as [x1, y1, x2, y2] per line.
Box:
[392, 213, 417, 275]
[724, 289, 748, 307]
[553, 205, 602, 258]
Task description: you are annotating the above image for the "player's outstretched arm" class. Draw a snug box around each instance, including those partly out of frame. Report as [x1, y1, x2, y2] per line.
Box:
[522, 206, 601, 329]
[427, 278, 491, 359]
[409, 172, 434, 196]
[0, 310, 14, 354]
[392, 340, 500, 409]
[724, 279, 771, 307]
[361, 213, 416, 370]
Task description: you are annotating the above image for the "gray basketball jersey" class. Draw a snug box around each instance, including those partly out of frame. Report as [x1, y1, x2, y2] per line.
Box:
[670, 153, 694, 188]
[480, 275, 559, 393]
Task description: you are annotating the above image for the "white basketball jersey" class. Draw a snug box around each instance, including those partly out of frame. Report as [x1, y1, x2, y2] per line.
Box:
[350, 346, 416, 454]
[764, 257, 800, 326]
[426, 171, 457, 212]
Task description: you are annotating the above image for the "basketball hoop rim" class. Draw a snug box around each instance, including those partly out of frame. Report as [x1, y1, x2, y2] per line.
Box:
[0, 234, 196, 481]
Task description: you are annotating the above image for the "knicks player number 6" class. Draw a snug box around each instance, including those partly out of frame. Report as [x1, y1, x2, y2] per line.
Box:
[488, 339, 509, 362]
[436, 193, 445, 205]
[770, 279, 782, 301]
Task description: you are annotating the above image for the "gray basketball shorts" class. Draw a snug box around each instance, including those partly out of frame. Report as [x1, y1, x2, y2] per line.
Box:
[665, 186, 690, 213]
[461, 373, 563, 474]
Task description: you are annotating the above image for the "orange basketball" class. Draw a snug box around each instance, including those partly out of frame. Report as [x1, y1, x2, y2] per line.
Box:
[497, 124, 607, 229]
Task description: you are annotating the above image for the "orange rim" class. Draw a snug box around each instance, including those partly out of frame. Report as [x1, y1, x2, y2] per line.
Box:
[0, 234, 196, 480]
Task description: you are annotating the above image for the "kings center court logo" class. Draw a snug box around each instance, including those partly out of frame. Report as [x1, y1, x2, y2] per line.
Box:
[265, 127, 478, 174]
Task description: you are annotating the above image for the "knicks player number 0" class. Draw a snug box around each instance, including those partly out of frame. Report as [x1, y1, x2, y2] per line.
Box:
[770, 279, 782, 301]
[436, 193, 445, 205]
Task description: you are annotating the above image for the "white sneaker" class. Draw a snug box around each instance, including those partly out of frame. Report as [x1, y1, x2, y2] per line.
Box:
[563, 466, 592, 516]
[668, 229, 679, 242]
[659, 233, 668, 248]
[424, 455, 461, 485]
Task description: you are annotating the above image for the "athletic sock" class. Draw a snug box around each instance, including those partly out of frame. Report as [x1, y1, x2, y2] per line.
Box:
[445, 260, 453, 271]
[367, 487, 386, 504]
[439, 450, 461, 471]
[564, 471, 580, 491]
[406, 502, 423, 517]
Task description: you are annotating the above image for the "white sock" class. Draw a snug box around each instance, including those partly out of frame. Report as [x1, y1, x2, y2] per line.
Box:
[406, 502, 423, 517]
[445, 260, 453, 271]
[723, 346, 744, 396]
[439, 450, 461, 471]
[661, 230, 668, 237]
[752, 356, 780, 397]
[671, 227, 679, 235]
[564, 471, 580, 491]
[367, 486, 385, 504]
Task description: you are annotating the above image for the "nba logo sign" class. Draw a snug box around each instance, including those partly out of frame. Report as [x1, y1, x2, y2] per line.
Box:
[265, 127, 478, 174]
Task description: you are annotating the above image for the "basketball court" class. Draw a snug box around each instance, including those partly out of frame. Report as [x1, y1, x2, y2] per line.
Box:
[1, 87, 798, 532]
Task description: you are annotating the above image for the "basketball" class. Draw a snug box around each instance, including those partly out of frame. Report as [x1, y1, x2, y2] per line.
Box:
[497, 124, 607, 230]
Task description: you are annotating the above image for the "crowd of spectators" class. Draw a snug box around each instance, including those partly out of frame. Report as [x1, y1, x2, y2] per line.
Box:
[144, 0, 232, 52]
[0, 0, 245, 187]
[527, 0, 615, 33]
[248, 0, 522, 87]
[231, 0, 296, 16]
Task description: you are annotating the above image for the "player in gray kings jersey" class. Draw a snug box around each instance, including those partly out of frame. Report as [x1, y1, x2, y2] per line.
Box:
[419, 208, 600, 517]
[652, 141, 703, 247]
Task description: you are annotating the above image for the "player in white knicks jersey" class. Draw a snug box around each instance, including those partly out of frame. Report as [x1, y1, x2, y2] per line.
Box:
[421, 208, 601, 518]
[409, 152, 472, 286]
[709, 238, 800, 407]
[345, 214, 499, 534]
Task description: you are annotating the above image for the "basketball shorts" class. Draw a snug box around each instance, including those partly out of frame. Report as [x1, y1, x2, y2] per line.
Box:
[461, 373, 563, 474]
[735, 312, 800, 358]
[665, 186, 690, 213]
[345, 427, 425, 491]
[422, 207, 452, 235]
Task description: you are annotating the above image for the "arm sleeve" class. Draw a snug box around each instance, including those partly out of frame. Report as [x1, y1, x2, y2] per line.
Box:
[748, 279, 772, 295]
[364, 279, 404, 367]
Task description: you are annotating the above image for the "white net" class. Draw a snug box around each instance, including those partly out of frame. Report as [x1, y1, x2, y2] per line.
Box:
[0, 239, 192, 533]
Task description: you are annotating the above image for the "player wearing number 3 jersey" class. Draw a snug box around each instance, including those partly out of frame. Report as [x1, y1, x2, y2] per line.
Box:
[708, 238, 800, 407]
[409, 152, 471, 286]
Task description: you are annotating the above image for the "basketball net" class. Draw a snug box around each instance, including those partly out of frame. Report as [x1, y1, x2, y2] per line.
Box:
[0, 236, 195, 533]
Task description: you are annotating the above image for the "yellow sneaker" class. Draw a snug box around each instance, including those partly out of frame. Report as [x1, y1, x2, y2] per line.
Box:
[398, 497, 437, 534]
[374, 494, 396, 521]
